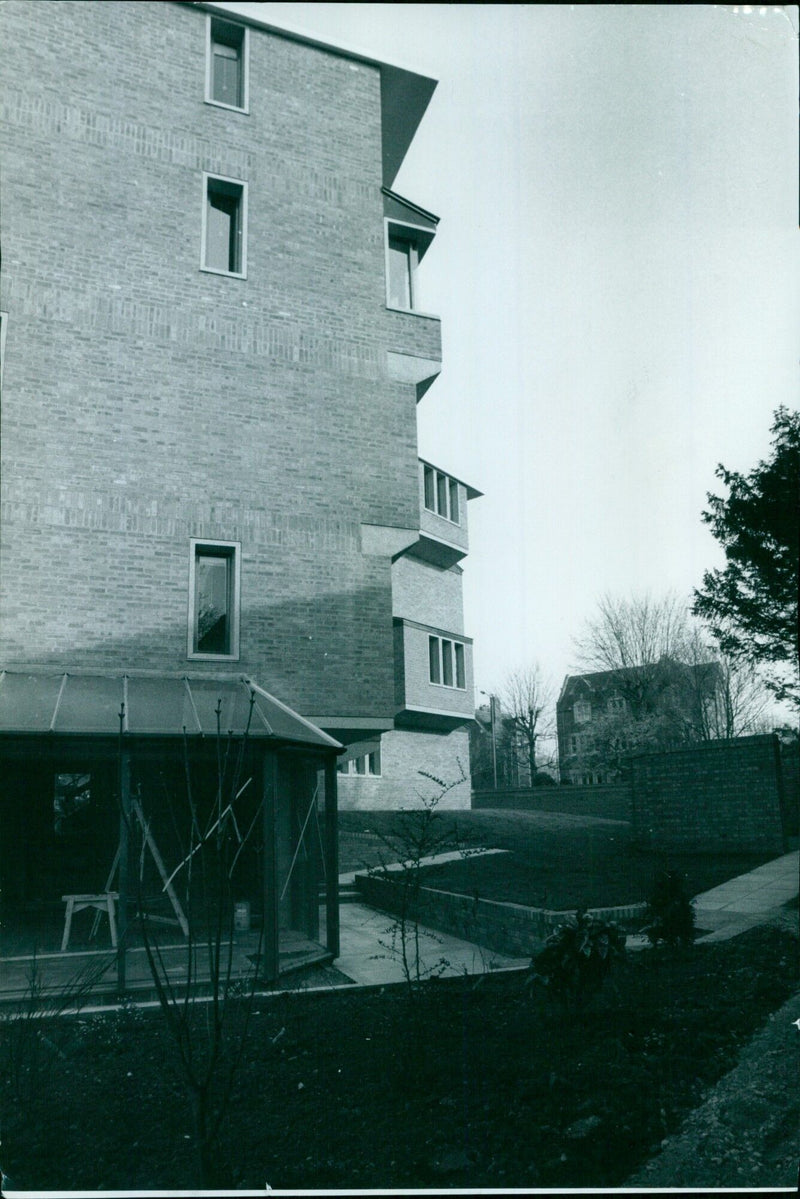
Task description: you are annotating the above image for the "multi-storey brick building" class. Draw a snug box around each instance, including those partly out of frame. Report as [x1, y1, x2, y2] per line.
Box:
[0, 1, 478, 985]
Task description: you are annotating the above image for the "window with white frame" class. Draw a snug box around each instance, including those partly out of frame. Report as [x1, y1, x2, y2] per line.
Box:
[607, 695, 625, 714]
[206, 17, 248, 111]
[423, 464, 460, 524]
[428, 635, 466, 689]
[188, 540, 241, 659]
[385, 221, 432, 311]
[338, 748, 382, 777]
[202, 174, 247, 277]
[573, 699, 592, 724]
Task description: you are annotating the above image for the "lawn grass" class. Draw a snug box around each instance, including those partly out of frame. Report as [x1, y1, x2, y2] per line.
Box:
[1, 925, 796, 1191]
[338, 808, 777, 909]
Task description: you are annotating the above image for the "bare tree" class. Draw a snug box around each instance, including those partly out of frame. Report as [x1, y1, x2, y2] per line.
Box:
[500, 664, 555, 785]
[574, 592, 693, 719]
[120, 696, 266, 1189]
[684, 626, 773, 740]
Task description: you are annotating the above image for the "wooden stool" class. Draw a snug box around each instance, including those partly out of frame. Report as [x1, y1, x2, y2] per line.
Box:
[61, 893, 119, 952]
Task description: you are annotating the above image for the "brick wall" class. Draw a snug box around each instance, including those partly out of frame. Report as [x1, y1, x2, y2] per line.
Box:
[391, 555, 464, 630]
[630, 734, 787, 853]
[338, 726, 471, 810]
[0, 0, 430, 723]
[354, 871, 645, 957]
[472, 784, 632, 821]
[776, 737, 799, 837]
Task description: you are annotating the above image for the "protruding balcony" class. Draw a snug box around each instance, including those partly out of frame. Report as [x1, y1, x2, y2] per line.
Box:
[402, 460, 482, 568]
[393, 618, 475, 731]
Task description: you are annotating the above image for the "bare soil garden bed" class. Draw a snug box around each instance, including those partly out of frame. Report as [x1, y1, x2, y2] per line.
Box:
[0, 924, 796, 1192]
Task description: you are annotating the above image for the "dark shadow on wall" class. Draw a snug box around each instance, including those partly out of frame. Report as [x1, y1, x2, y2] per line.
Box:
[0, 583, 398, 725]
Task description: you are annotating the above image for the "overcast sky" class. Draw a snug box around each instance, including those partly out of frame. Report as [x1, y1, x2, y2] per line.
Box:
[219, 3, 799, 707]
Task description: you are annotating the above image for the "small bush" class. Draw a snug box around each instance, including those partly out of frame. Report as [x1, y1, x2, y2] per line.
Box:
[643, 870, 696, 946]
[530, 909, 626, 1008]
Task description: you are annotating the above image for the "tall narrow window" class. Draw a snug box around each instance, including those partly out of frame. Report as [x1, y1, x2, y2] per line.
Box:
[436, 472, 448, 518]
[387, 233, 417, 310]
[189, 540, 240, 659]
[207, 18, 248, 111]
[454, 642, 466, 689]
[428, 636, 441, 685]
[448, 478, 459, 524]
[423, 464, 435, 511]
[202, 175, 247, 276]
[441, 640, 454, 687]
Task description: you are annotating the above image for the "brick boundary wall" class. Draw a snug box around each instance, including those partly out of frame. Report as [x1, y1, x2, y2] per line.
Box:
[776, 738, 799, 837]
[354, 871, 645, 958]
[471, 785, 632, 822]
[630, 734, 789, 854]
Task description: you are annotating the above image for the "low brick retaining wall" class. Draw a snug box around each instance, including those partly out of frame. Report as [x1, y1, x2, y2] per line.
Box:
[354, 870, 646, 958]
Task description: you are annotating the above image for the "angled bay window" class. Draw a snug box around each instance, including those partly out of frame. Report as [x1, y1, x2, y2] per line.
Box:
[202, 174, 247, 277]
[188, 540, 241, 659]
[206, 16, 248, 111]
[383, 189, 438, 314]
[423, 463, 460, 524]
[428, 635, 466, 690]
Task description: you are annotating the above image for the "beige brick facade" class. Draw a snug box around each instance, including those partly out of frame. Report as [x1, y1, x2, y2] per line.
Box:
[0, 0, 477, 807]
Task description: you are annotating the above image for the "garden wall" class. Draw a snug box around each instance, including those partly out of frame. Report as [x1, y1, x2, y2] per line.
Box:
[354, 870, 645, 959]
[630, 734, 791, 854]
[471, 785, 632, 822]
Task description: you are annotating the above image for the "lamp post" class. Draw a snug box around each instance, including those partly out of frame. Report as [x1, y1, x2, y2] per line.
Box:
[479, 690, 498, 790]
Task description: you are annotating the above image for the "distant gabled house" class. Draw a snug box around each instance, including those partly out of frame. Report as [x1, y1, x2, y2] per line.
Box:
[557, 659, 722, 784]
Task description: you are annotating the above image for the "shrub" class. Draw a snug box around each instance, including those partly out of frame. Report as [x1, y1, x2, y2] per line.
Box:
[643, 870, 696, 946]
[530, 909, 626, 1008]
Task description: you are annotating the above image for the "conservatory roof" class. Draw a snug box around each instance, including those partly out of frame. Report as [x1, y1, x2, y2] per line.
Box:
[0, 670, 341, 750]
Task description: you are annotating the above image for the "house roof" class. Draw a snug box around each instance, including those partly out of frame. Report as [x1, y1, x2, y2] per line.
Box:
[557, 661, 721, 708]
[0, 669, 342, 750]
[191, 3, 438, 188]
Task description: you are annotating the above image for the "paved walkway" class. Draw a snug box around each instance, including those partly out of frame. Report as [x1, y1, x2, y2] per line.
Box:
[337, 849, 526, 984]
[334, 849, 799, 983]
[693, 849, 799, 942]
[336, 901, 528, 985]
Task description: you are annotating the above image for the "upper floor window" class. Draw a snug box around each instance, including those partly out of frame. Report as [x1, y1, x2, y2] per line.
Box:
[338, 748, 382, 777]
[607, 695, 625, 714]
[429, 636, 466, 690]
[202, 174, 247, 277]
[387, 230, 418, 309]
[385, 220, 434, 312]
[188, 540, 241, 660]
[573, 700, 592, 724]
[206, 17, 248, 111]
[423, 464, 460, 524]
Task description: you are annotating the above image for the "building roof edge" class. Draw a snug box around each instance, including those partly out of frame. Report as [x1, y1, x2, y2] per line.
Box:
[184, 2, 438, 186]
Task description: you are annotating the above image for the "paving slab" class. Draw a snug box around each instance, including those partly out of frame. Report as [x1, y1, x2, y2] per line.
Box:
[693, 850, 798, 943]
[336, 901, 528, 986]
